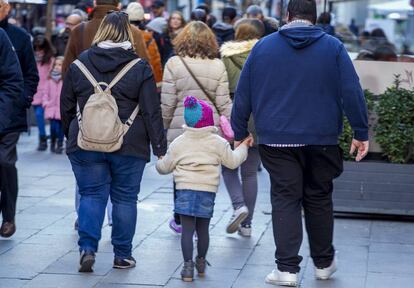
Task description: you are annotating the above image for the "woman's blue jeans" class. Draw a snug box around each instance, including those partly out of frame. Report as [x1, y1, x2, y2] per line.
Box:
[68, 150, 146, 259]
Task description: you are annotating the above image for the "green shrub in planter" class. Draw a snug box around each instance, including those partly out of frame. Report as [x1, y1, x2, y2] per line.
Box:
[339, 90, 375, 161]
[375, 75, 414, 164]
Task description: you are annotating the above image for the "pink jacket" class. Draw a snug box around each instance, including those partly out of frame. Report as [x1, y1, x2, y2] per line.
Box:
[32, 60, 53, 106]
[43, 78, 63, 120]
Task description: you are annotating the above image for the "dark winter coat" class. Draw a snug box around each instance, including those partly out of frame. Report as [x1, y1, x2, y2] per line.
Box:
[61, 45, 167, 161]
[0, 18, 39, 134]
[0, 28, 25, 136]
[212, 22, 235, 46]
[262, 17, 278, 36]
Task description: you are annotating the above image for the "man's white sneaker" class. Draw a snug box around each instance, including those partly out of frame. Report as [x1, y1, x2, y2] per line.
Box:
[226, 205, 249, 234]
[315, 257, 337, 280]
[238, 224, 252, 237]
[265, 268, 298, 287]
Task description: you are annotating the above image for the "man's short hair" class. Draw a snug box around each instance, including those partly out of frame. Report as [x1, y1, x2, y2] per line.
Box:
[222, 7, 237, 22]
[287, 0, 317, 24]
[95, 0, 120, 6]
[246, 5, 263, 17]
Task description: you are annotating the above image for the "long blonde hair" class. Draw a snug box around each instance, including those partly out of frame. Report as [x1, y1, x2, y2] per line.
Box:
[92, 11, 135, 51]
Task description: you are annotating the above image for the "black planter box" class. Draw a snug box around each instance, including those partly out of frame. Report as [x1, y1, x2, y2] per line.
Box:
[333, 161, 414, 216]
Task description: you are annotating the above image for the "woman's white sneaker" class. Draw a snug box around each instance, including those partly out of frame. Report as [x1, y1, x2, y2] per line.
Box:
[265, 268, 298, 287]
[226, 205, 249, 234]
[238, 224, 252, 237]
[315, 257, 337, 280]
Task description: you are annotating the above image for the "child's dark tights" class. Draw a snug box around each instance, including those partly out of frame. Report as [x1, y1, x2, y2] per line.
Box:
[180, 215, 210, 261]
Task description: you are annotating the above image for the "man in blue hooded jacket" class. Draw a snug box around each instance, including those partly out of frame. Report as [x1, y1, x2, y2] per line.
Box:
[231, 0, 369, 286]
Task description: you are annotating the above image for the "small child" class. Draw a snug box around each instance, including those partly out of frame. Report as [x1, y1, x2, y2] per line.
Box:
[43, 56, 64, 154]
[156, 96, 253, 282]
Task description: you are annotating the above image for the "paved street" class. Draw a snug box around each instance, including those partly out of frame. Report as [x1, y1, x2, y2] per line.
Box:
[0, 132, 414, 288]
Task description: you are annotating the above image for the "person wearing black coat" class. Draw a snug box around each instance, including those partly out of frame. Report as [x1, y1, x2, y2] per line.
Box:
[0, 17, 39, 133]
[0, 28, 25, 238]
[61, 12, 166, 271]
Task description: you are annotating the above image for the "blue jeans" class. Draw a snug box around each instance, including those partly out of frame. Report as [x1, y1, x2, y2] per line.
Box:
[33, 105, 46, 137]
[50, 119, 64, 141]
[68, 150, 146, 258]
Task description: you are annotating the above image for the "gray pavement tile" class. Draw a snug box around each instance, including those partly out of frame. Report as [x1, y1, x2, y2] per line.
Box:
[209, 234, 263, 249]
[0, 278, 28, 288]
[102, 248, 182, 286]
[206, 246, 252, 269]
[95, 284, 161, 288]
[368, 252, 414, 274]
[22, 234, 78, 249]
[16, 213, 66, 230]
[0, 239, 19, 255]
[18, 186, 63, 198]
[299, 274, 366, 288]
[369, 242, 414, 254]
[334, 218, 371, 240]
[22, 273, 102, 288]
[365, 272, 414, 288]
[232, 264, 298, 288]
[370, 221, 414, 244]
[170, 266, 240, 286]
[43, 252, 113, 276]
[16, 196, 45, 212]
[0, 243, 71, 279]
[305, 245, 368, 277]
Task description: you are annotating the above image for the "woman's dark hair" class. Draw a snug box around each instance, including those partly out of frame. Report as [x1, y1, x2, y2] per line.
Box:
[287, 0, 317, 24]
[33, 35, 55, 65]
[317, 12, 331, 25]
[190, 9, 207, 23]
[371, 28, 388, 41]
[95, 0, 120, 5]
[222, 7, 237, 23]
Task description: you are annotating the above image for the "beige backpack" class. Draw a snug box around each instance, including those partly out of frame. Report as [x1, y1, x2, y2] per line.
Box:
[73, 58, 140, 152]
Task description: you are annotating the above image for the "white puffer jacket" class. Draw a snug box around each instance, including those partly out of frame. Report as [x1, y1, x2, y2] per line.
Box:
[161, 56, 232, 144]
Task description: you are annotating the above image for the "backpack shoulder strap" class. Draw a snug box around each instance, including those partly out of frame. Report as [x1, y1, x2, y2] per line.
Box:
[73, 59, 103, 93]
[178, 56, 220, 114]
[228, 56, 244, 71]
[108, 58, 141, 90]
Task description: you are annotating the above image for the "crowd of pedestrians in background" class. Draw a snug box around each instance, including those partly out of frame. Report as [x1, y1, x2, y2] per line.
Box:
[1, 0, 371, 286]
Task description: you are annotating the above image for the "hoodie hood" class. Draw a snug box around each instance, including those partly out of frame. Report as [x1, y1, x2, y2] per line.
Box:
[87, 45, 137, 73]
[279, 26, 325, 49]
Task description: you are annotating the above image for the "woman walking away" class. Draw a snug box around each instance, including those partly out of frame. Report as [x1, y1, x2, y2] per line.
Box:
[43, 56, 64, 154]
[161, 21, 232, 234]
[157, 96, 253, 282]
[220, 19, 264, 237]
[61, 12, 166, 272]
[33, 35, 54, 151]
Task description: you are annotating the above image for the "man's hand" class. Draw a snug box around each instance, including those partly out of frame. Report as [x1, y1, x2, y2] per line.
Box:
[235, 134, 254, 148]
[349, 139, 369, 162]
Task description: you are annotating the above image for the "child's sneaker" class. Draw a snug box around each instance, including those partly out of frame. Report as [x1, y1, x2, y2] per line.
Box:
[226, 205, 248, 234]
[195, 256, 210, 277]
[79, 250, 95, 273]
[169, 218, 182, 234]
[238, 224, 252, 237]
[181, 260, 194, 282]
[265, 268, 298, 286]
[113, 256, 136, 269]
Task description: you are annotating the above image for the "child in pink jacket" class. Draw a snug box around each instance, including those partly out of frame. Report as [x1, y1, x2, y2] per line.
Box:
[33, 35, 54, 151]
[43, 56, 64, 154]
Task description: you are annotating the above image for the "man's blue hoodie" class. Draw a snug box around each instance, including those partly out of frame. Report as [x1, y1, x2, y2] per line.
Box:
[231, 25, 368, 145]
